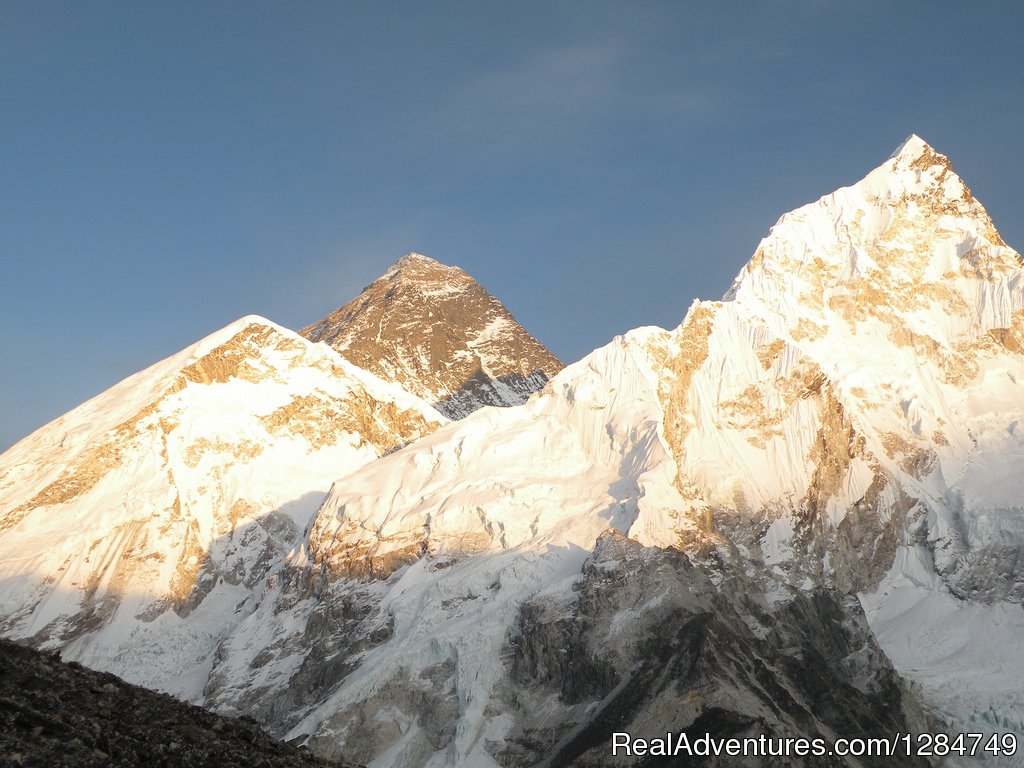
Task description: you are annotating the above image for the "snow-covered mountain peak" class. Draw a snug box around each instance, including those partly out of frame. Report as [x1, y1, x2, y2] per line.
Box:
[394, 250, 434, 264]
[888, 132, 939, 163]
[884, 134, 974, 197]
[0, 312, 445, 526]
[873, 133, 972, 205]
[724, 136, 1018, 341]
[648, 139, 1024, 605]
[301, 253, 563, 419]
[0, 314, 444, 696]
[380, 252, 470, 289]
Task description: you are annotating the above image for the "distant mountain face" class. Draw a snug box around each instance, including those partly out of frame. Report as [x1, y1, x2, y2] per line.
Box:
[0, 316, 443, 698]
[4, 137, 1024, 768]
[300, 253, 564, 419]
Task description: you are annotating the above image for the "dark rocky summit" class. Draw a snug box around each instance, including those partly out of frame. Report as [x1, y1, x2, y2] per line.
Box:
[300, 253, 563, 419]
[0, 638, 359, 768]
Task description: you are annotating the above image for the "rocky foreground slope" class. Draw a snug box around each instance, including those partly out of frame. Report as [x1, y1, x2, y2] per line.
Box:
[300, 253, 563, 419]
[0, 637, 357, 768]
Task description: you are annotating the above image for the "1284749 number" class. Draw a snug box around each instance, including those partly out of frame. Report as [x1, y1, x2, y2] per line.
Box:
[900, 732, 1018, 757]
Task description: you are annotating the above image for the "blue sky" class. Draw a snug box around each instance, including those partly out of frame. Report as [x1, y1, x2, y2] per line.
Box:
[3, 1, 1024, 450]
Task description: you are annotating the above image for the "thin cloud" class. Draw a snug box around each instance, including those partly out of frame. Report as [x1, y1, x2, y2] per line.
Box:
[464, 43, 623, 118]
[431, 40, 722, 156]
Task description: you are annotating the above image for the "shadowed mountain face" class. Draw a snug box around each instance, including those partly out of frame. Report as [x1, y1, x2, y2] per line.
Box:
[300, 253, 564, 419]
[0, 637, 357, 768]
[499, 533, 929, 768]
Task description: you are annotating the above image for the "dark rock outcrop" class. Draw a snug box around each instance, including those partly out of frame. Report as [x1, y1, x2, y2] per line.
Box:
[495, 533, 931, 767]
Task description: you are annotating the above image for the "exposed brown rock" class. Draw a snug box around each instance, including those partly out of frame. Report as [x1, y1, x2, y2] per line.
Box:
[659, 301, 716, 473]
[300, 253, 563, 419]
[988, 309, 1024, 354]
[259, 390, 433, 455]
[755, 338, 786, 369]
[178, 323, 297, 385]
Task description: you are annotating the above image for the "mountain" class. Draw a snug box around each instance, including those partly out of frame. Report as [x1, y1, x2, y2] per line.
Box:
[299, 253, 564, 419]
[4, 137, 1024, 768]
[195, 137, 1024, 765]
[0, 316, 444, 699]
[0, 637, 357, 767]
